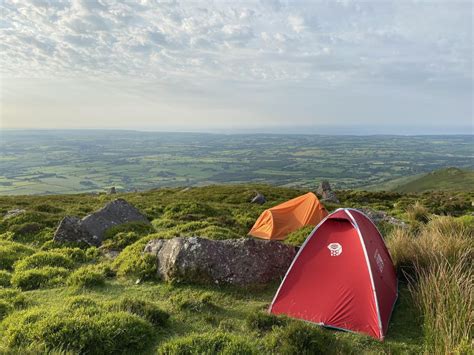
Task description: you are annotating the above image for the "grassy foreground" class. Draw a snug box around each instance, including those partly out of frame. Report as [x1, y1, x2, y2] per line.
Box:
[0, 185, 472, 354]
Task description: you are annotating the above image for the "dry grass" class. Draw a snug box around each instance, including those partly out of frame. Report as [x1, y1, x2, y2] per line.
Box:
[387, 216, 473, 353]
[406, 201, 430, 223]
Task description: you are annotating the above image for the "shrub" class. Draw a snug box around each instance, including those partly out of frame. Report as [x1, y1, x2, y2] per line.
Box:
[246, 312, 287, 332]
[157, 332, 257, 355]
[163, 202, 217, 221]
[11, 267, 69, 290]
[102, 231, 141, 250]
[67, 265, 105, 289]
[195, 225, 240, 240]
[264, 321, 349, 354]
[85, 246, 102, 260]
[108, 297, 169, 326]
[0, 288, 28, 308]
[285, 226, 314, 246]
[113, 237, 156, 280]
[0, 300, 13, 320]
[152, 218, 178, 230]
[103, 221, 155, 240]
[14, 251, 75, 272]
[0, 270, 11, 287]
[1, 307, 155, 354]
[174, 292, 217, 313]
[406, 201, 429, 223]
[66, 295, 99, 311]
[0, 241, 35, 270]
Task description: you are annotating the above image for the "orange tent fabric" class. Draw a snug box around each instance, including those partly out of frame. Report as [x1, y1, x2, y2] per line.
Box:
[248, 192, 328, 240]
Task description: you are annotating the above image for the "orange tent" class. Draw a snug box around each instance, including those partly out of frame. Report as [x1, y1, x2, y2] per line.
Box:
[248, 192, 328, 240]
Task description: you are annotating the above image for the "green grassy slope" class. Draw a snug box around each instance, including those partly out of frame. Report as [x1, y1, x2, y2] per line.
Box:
[0, 185, 472, 353]
[392, 168, 474, 193]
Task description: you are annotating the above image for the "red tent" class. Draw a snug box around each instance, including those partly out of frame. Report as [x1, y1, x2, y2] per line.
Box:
[269, 208, 398, 340]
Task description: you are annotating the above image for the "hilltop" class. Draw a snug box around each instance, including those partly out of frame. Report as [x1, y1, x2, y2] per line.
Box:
[392, 167, 474, 193]
[0, 185, 472, 353]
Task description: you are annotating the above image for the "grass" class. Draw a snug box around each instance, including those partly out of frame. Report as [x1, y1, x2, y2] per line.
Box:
[394, 167, 474, 193]
[0, 185, 472, 353]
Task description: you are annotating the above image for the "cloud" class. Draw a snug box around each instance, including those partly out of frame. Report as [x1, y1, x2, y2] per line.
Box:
[0, 0, 472, 129]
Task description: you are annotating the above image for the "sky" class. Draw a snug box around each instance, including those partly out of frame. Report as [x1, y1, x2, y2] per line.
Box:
[0, 0, 472, 134]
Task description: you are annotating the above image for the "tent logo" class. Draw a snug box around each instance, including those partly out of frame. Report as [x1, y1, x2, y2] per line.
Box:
[374, 249, 384, 273]
[327, 243, 342, 256]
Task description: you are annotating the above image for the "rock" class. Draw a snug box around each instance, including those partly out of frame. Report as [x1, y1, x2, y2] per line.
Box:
[3, 209, 26, 220]
[144, 237, 296, 286]
[250, 193, 266, 205]
[317, 180, 339, 203]
[54, 199, 150, 246]
[357, 208, 406, 228]
[53, 216, 100, 246]
[107, 186, 117, 194]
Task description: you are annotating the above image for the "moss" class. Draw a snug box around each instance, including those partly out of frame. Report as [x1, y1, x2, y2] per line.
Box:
[284, 226, 314, 246]
[102, 231, 142, 250]
[0, 241, 35, 270]
[157, 332, 258, 355]
[14, 251, 75, 272]
[1, 307, 155, 354]
[112, 236, 157, 280]
[107, 297, 169, 326]
[264, 321, 351, 354]
[103, 221, 155, 240]
[11, 267, 70, 290]
[0, 270, 12, 287]
[67, 265, 106, 289]
[246, 312, 287, 333]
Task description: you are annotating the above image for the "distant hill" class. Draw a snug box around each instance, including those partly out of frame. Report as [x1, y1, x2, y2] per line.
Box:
[392, 168, 474, 193]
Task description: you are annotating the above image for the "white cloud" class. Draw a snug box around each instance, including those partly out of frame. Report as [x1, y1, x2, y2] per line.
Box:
[0, 0, 472, 130]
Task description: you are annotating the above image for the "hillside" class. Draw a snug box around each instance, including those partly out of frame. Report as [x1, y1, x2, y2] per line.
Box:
[0, 185, 472, 353]
[392, 168, 474, 193]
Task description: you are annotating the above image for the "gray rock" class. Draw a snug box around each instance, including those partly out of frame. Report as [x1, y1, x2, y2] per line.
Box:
[3, 209, 26, 220]
[317, 180, 340, 203]
[81, 198, 149, 241]
[53, 216, 100, 246]
[144, 237, 296, 286]
[107, 186, 117, 194]
[357, 208, 406, 228]
[53, 199, 150, 246]
[250, 193, 266, 205]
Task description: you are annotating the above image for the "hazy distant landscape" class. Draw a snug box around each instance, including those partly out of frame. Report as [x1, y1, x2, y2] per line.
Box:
[1, 130, 472, 195]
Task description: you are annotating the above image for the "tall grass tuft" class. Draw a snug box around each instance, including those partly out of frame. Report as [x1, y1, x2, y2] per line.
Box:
[406, 201, 430, 223]
[387, 215, 473, 353]
[408, 253, 473, 353]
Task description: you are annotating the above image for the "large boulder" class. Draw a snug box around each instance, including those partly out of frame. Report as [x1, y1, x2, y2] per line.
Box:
[316, 180, 339, 203]
[144, 237, 296, 286]
[53, 199, 150, 246]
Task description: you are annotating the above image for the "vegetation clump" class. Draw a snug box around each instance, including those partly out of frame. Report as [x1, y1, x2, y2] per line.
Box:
[13, 251, 75, 272]
[0, 240, 35, 270]
[11, 266, 69, 290]
[112, 237, 157, 279]
[0, 270, 12, 287]
[1, 306, 155, 354]
[67, 265, 106, 289]
[157, 332, 257, 355]
[108, 297, 169, 326]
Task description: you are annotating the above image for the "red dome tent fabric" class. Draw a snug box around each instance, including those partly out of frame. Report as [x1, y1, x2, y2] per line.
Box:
[269, 208, 398, 340]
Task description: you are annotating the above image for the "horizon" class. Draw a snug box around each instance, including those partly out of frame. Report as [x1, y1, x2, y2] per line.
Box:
[1, 1, 472, 132]
[1, 126, 473, 136]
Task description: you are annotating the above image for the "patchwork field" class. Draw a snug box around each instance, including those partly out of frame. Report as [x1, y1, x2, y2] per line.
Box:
[0, 185, 472, 353]
[1, 130, 472, 195]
